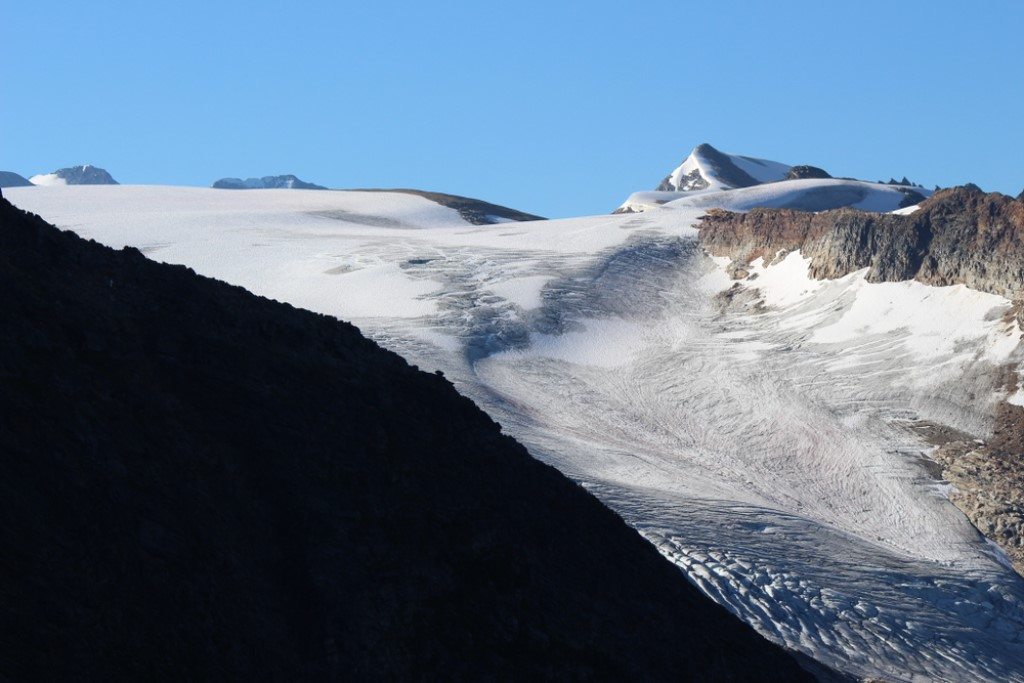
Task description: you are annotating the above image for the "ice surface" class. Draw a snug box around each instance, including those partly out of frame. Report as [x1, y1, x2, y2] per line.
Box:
[8, 184, 1024, 681]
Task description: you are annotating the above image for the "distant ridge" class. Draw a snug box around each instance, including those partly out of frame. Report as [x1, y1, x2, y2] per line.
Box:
[213, 174, 327, 190]
[30, 165, 118, 186]
[0, 171, 33, 188]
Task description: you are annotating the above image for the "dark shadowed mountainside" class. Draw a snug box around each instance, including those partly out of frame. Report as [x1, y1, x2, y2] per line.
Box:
[0, 193, 812, 681]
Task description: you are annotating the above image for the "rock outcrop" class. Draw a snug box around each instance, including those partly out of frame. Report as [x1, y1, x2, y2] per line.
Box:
[0, 192, 811, 681]
[932, 369, 1024, 574]
[784, 165, 831, 180]
[699, 186, 1024, 301]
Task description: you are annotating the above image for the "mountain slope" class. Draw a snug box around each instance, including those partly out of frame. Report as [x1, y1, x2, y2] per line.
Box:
[30, 164, 118, 185]
[656, 143, 792, 193]
[0, 171, 33, 188]
[0, 192, 812, 681]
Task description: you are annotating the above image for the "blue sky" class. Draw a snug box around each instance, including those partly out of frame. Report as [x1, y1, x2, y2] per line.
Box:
[3, 1, 1022, 217]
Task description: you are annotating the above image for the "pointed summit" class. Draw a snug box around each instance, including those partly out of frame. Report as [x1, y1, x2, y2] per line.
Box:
[656, 143, 791, 192]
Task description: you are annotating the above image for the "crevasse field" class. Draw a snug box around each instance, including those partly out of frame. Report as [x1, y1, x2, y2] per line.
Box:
[10, 184, 1024, 682]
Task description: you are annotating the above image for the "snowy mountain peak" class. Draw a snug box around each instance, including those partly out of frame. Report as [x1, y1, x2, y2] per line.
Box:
[30, 165, 118, 186]
[619, 144, 928, 214]
[212, 174, 327, 190]
[656, 143, 792, 193]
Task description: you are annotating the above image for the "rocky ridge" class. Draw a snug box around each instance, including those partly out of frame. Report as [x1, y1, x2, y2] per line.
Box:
[699, 186, 1024, 301]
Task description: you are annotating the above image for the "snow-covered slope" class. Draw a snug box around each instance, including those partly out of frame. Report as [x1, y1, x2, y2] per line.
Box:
[7, 183, 1024, 681]
[29, 165, 118, 186]
[622, 178, 928, 214]
[656, 143, 792, 193]
[620, 143, 926, 213]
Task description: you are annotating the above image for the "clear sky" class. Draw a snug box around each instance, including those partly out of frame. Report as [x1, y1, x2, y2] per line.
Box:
[3, 1, 1022, 217]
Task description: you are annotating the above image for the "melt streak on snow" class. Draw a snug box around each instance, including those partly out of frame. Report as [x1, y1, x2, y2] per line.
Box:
[8, 185, 1024, 681]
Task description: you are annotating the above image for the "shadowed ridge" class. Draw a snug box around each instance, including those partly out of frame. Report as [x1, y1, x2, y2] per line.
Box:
[0, 193, 814, 681]
[350, 187, 545, 224]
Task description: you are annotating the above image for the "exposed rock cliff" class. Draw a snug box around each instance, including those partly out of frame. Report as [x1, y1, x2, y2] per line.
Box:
[699, 186, 1024, 301]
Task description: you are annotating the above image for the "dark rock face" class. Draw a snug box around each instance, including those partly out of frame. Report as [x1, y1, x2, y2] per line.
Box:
[897, 188, 927, 208]
[784, 165, 831, 180]
[657, 167, 709, 192]
[355, 188, 545, 224]
[212, 174, 326, 190]
[699, 187, 1024, 300]
[0, 195, 810, 681]
[0, 171, 33, 188]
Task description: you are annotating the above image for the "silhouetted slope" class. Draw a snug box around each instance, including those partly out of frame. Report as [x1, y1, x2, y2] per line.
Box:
[0, 194, 812, 681]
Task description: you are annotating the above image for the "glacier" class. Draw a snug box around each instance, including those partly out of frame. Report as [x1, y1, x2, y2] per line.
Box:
[7, 182, 1024, 681]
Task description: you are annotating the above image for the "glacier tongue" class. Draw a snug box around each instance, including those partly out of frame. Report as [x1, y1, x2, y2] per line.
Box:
[6, 184, 1024, 681]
